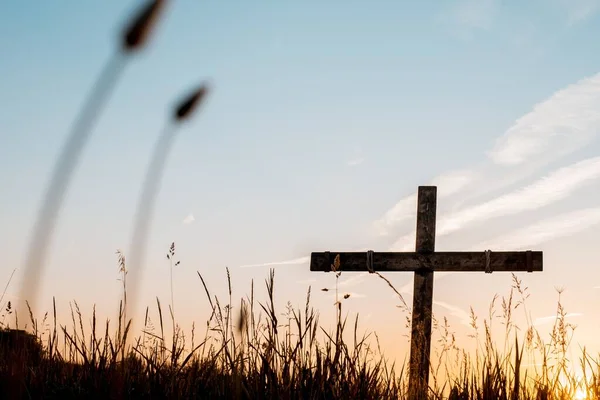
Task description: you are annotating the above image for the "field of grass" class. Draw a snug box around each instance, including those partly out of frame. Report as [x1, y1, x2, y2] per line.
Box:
[4, 1, 597, 399]
[0, 252, 598, 399]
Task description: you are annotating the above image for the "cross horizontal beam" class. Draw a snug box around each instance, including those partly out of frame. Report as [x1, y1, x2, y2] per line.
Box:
[310, 251, 542, 273]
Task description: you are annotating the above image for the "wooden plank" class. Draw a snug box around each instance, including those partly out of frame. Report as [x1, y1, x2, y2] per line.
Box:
[408, 186, 437, 397]
[308, 183, 545, 398]
[309, 251, 543, 272]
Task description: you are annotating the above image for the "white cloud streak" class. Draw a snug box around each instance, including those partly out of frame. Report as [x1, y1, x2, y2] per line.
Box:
[374, 74, 600, 241]
[238, 256, 309, 269]
[391, 157, 600, 251]
[373, 195, 417, 237]
[296, 279, 316, 285]
[347, 157, 365, 167]
[473, 207, 600, 250]
[555, 0, 600, 25]
[488, 73, 600, 165]
[238, 72, 600, 319]
[434, 300, 473, 326]
[438, 157, 600, 234]
[386, 71, 600, 251]
[431, 169, 478, 197]
[533, 312, 583, 326]
[182, 214, 195, 225]
[338, 272, 369, 288]
[374, 170, 477, 237]
[347, 145, 366, 167]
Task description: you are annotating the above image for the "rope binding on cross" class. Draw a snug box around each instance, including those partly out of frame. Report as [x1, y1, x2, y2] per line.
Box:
[485, 249, 492, 273]
[366, 250, 375, 273]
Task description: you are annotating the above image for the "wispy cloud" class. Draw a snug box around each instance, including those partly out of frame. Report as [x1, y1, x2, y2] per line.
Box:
[434, 300, 473, 327]
[237, 245, 371, 271]
[319, 273, 371, 292]
[431, 170, 478, 197]
[473, 207, 600, 250]
[339, 272, 369, 288]
[555, 0, 600, 25]
[438, 156, 600, 233]
[239, 256, 309, 269]
[447, 0, 500, 30]
[239, 72, 600, 318]
[389, 233, 415, 252]
[182, 214, 195, 225]
[373, 194, 417, 237]
[347, 145, 366, 167]
[347, 157, 365, 167]
[392, 193, 600, 253]
[373, 169, 477, 237]
[533, 313, 583, 326]
[381, 71, 600, 248]
[488, 73, 600, 166]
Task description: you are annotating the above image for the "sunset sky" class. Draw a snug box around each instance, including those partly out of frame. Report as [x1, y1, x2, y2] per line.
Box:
[1, 1, 600, 363]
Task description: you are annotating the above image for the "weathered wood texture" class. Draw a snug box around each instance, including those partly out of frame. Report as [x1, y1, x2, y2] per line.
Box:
[310, 251, 542, 272]
[408, 186, 437, 396]
[308, 185, 544, 399]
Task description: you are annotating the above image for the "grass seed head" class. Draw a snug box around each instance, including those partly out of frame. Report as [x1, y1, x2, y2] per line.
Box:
[174, 84, 210, 122]
[122, 0, 167, 51]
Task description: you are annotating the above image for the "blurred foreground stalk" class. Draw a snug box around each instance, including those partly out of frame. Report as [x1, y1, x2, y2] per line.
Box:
[17, 0, 168, 323]
[126, 85, 209, 338]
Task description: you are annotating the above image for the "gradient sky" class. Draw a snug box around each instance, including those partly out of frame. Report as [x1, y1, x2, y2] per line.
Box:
[1, 0, 600, 364]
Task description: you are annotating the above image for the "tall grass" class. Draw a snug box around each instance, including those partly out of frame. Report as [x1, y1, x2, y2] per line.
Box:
[0, 254, 598, 399]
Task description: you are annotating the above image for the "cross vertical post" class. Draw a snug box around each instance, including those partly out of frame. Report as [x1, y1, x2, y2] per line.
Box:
[408, 186, 437, 398]
[308, 184, 543, 398]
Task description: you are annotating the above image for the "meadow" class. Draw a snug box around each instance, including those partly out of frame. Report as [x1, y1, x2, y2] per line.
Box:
[3, 1, 598, 398]
[0, 249, 597, 399]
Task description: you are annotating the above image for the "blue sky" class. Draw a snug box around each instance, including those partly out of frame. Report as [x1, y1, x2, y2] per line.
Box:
[1, 0, 600, 362]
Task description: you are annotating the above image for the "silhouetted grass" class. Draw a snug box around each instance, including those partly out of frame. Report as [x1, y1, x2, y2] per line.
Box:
[8, 0, 584, 398]
[0, 252, 598, 399]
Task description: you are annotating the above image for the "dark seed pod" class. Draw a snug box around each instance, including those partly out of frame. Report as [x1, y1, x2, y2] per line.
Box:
[122, 0, 167, 51]
[174, 84, 209, 121]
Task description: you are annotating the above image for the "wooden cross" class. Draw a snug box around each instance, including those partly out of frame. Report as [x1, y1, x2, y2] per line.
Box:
[309, 186, 543, 398]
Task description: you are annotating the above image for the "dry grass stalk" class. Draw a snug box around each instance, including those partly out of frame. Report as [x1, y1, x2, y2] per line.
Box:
[17, 0, 170, 323]
[0, 265, 596, 398]
[126, 84, 210, 332]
